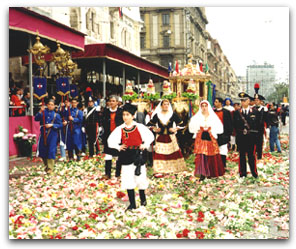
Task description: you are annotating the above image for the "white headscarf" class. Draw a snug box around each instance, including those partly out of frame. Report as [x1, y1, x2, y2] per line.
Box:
[189, 100, 223, 138]
[151, 99, 173, 125]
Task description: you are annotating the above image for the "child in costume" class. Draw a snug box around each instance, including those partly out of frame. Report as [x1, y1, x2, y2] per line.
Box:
[108, 103, 154, 210]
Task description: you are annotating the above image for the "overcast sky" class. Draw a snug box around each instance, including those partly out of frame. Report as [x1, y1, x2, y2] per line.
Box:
[205, 7, 289, 82]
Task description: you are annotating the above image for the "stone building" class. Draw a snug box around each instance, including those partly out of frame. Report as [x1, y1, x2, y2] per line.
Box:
[206, 32, 238, 100]
[140, 7, 208, 69]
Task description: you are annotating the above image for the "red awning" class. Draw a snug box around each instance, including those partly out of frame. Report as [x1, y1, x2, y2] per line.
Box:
[9, 7, 85, 57]
[72, 43, 169, 79]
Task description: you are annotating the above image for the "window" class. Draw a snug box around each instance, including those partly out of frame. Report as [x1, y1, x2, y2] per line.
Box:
[70, 9, 79, 29]
[110, 22, 114, 39]
[160, 56, 173, 68]
[140, 35, 145, 49]
[162, 13, 170, 25]
[91, 12, 96, 32]
[163, 35, 170, 48]
[121, 29, 127, 47]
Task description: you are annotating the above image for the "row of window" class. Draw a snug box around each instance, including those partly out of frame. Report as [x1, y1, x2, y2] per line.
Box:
[141, 13, 170, 25]
[140, 35, 170, 49]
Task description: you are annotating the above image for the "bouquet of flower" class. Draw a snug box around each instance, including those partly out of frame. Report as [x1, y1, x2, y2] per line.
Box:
[13, 126, 37, 146]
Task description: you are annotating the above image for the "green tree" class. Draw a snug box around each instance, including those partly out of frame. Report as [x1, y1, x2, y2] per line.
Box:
[267, 82, 289, 104]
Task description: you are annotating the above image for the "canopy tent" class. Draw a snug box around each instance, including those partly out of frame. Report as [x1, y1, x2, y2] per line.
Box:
[71, 43, 169, 97]
[9, 7, 85, 117]
[9, 7, 85, 58]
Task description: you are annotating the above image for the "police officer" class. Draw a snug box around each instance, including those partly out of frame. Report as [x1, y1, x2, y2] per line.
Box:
[233, 92, 261, 178]
[63, 98, 83, 161]
[101, 95, 124, 179]
[35, 99, 63, 174]
[83, 96, 101, 158]
[253, 93, 268, 159]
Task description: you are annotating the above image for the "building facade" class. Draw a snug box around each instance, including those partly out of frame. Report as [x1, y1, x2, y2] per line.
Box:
[206, 32, 238, 100]
[140, 7, 208, 69]
[246, 62, 276, 98]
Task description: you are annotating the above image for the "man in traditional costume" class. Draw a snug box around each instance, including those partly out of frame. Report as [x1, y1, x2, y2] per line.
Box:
[214, 97, 233, 169]
[101, 95, 123, 179]
[35, 99, 63, 174]
[189, 100, 225, 181]
[83, 96, 101, 157]
[147, 99, 187, 175]
[108, 103, 154, 210]
[63, 99, 83, 161]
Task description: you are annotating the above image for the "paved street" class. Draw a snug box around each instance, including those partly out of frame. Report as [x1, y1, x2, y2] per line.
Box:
[9, 121, 289, 239]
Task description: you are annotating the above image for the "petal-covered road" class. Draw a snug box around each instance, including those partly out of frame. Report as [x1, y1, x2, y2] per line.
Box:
[9, 135, 289, 239]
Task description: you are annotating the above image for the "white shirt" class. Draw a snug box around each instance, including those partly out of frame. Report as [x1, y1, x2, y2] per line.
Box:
[107, 121, 154, 151]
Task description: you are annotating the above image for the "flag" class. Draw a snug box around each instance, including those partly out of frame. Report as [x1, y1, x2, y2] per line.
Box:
[119, 7, 123, 18]
[199, 61, 203, 72]
[205, 63, 209, 73]
[168, 62, 172, 74]
[175, 60, 179, 74]
[56, 77, 70, 96]
[212, 83, 216, 106]
[33, 77, 47, 100]
[70, 84, 78, 99]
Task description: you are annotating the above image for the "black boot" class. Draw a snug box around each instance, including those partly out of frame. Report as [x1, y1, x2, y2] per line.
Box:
[104, 160, 112, 179]
[139, 190, 147, 206]
[68, 151, 73, 161]
[126, 189, 136, 211]
[75, 148, 81, 161]
[42, 158, 49, 172]
[199, 175, 205, 182]
[115, 160, 122, 177]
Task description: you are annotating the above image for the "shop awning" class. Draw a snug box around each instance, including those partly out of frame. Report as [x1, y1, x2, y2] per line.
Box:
[9, 7, 85, 57]
[71, 43, 169, 80]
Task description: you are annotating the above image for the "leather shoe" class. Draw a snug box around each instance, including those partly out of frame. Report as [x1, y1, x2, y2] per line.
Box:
[125, 205, 136, 212]
[102, 175, 110, 180]
[140, 201, 147, 206]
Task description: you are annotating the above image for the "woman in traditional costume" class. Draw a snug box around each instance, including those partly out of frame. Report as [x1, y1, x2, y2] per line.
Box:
[147, 99, 187, 175]
[189, 100, 225, 181]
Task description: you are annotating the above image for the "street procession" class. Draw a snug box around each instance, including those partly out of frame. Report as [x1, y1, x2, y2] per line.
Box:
[8, 6, 289, 240]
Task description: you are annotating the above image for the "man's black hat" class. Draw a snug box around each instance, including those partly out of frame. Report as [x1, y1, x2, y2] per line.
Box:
[122, 103, 137, 115]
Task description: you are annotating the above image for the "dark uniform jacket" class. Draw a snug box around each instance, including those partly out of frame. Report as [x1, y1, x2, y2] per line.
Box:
[214, 108, 233, 146]
[233, 107, 261, 147]
[101, 107, 124, 145]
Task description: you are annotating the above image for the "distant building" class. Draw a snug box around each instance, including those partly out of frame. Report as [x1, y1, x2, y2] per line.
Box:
[140, 7, 208, 69]
[246, 62, 276, 98]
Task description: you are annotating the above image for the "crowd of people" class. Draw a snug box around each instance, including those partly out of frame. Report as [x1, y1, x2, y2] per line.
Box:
[30, 87, 288, 211]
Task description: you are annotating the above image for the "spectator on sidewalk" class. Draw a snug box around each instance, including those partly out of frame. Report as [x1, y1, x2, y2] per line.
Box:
[267, 103, 282, 153]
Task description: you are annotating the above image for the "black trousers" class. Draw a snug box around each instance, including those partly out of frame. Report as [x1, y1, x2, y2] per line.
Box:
[255, 133, 264, 159]
[86, 124, 97, 157]
[68, 148, 80, 160]
[237, 135, 258, 178]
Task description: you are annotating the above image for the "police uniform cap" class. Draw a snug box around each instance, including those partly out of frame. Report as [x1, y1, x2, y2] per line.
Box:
[238, 92, 250, 101]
